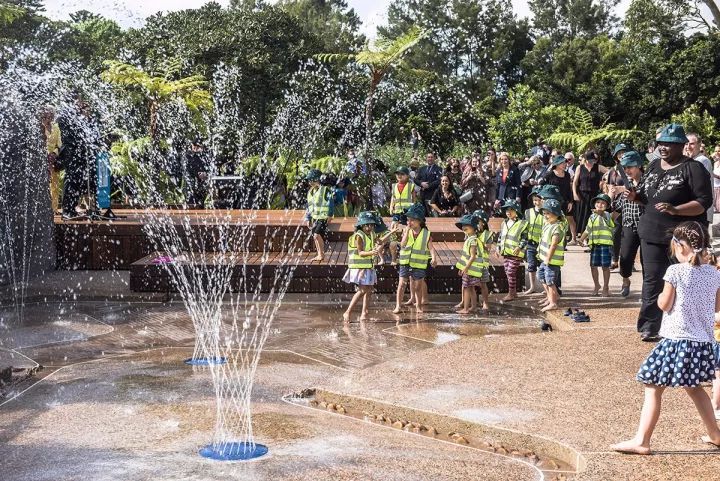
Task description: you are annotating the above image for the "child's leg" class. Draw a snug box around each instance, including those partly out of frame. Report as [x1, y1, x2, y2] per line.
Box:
[405, 277, 416, 305]
[360, 286, 371, 320]
[611, 385, 665, 454]
[684, 386, 720, 443]
[390, 241, 399, 264]
[377, 244, 386, 265]
[393, 277, 407, 313]
[712, 372, 720, 414]
[313, 233, 325, 261]
[421, 281, 429, 305]
[502, 258, 517, 301]
[541, 284, 559, 312]
[602, 267, 610, 296]
[344, 287, 365, 321]
[479, 283, 489, 310]
[416, 280, 426, 312]
[590, 265, 600, 295]
[458, 287, 472, 314]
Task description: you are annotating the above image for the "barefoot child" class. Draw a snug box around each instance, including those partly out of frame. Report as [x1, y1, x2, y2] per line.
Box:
[393, 203, 437, 313]
[523, 187, 544, 295]
[612, 221, 720, 454]
[305, 169, 333, 262]
[454, 214, 490, 313]
[537, 199, 565, 312]
[343, 211, 396, 321]
[579, 193, 615, 296]
[498, 199, 528, 302]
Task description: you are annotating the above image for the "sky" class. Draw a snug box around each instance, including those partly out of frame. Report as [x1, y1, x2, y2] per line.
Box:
[41, 0, 622, 36]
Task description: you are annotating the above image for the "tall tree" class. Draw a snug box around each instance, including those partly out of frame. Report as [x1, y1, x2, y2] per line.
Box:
[528, 0, 620, 41]
[277, 0, 365, 52]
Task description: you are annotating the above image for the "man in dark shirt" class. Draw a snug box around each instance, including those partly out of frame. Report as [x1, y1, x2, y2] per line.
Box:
[184, 139, 212, 207]
[413, 152, 443, 214]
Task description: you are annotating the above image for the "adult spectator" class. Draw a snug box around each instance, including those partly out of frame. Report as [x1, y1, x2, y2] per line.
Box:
[627, 124, 713, 342]
[606, 143, 630, 270]
[184, 138, 212, 206]
[686, 132, 714, 225]
[409, 128, 422, 155]
[460, 156, 489, 213]
[370, 160, 390, 209]
[414, 152, 443, 214]
[573, 150, 608, 234]
[713, 145, 720, 212]
[445, 157, 463, 190]
[41, 106, 62, 212]
[430, 175, 461, 217]
[564, 152, 576, 177]
[518, 155, 547, 209]
[541, 155, 578, 244]
[494, 152, 521, 213]
[57, 93, 101, 219]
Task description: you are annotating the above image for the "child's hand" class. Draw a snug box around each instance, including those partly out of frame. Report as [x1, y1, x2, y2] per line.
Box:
[431, 258, 438, 268]
[458, 269, 465, 277]
[544, 256, 551, 265]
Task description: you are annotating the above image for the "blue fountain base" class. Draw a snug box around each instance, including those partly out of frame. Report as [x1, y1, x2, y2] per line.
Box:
[184, 357, 227, 366]
[199, 442, 269, 461]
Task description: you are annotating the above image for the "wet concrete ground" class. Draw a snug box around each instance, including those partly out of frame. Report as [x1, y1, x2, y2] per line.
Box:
[0, 299, 543, 481]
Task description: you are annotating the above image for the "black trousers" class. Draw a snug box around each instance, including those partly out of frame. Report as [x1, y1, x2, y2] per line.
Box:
[619, 227, 641, 279]
[612, 214, 622, 262]
[62, 168, 88, 215]
[637, 240, 672, 335]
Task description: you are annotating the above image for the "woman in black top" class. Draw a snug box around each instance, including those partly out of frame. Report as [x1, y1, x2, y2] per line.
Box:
[573, 151, 608, 234]
[627, 124, 713, 341]
[494, 152, 522, 213]
[430, 175, 461, 217]
[541, 155, 578, 244]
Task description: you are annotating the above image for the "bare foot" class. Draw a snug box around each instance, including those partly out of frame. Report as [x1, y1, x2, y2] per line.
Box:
[521, 288, 534, 296]
[481, 303, 490, 311]
[359, 313, 370, 321]
[501, 295, 516, 302]
[539, 299, 549, 307]
[454, 302, 463, 309]
[602, 288, 610, 297]
[404, 299, 415, 306]
[312, 256, 324, 262]
[540, 303, 558, 312]
[592, 284, 601, 296]
[457, 309, 470, 315]
[392, 306, 402, 314]
[377, 259, 385, 266]
[342, 312, 351, 322]
[421, 300, 429, 305]
[415, 305, 424, 313]
[701, 435, 720, 448]
[610, 439, 651, 455]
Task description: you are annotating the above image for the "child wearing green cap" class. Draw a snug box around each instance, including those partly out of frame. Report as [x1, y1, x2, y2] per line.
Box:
[388, 166, 416, 265]
[538, 199, 565, 312]
[454, 214, 490, 313]
[523, 188, 544, 295]
[579, 194, 615, 296]
[305, 169, 334, 262]
[343, 212, 398, 321]
[498, 200, 528, 301]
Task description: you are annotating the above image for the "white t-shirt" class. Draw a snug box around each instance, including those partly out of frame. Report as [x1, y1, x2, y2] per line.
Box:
[658, 263, 720, 342]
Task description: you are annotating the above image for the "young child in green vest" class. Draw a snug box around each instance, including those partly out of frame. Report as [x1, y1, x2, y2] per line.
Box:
[579, 193, 615, 296]
[393, 203, 437, 314]
[538, 199, 565, 312]
[343, 211, 397, 321]
[389, 166, 416, 265]
[498, 199, 528, 302]
[305, 169, 334, 262]
[454, 214, 491, 314]
[523, 187, 544, 295]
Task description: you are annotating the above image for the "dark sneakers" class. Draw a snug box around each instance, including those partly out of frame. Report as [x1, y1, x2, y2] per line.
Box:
[620, 285, 630, 298]
[640, 332, 661, 342]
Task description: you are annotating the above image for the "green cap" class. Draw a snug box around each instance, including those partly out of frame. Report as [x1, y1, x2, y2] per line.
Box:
[405, 202, 426, 222]
[372, 212, 388, 233]
[355, 211, 379, 229]
[612, 143, 629, 158]
[528, 186, 542, 200]
[551, 155, 566, 167]
[620, 151, 643, 168]
[455, 214, 479, 231]
[471, 209, 489, 226]
[539, 184, 563, 201]
[305, 168, 322, 181]
[501, 199, 523, 217]
[656, 123, 688, 144]
[591, 193, 612, 206]
[541, 199, 563, 217]
[394, 166, 410, 176]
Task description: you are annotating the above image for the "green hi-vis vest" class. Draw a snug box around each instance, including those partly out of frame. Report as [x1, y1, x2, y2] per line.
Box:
[524, 208, 543, 244]
[391, 183, 413, 214]
[455, 235, 488, 277]
[307, 185, 330, 220]
[538, 222, 565, 266]
[399, 227, 431, 269]
[585, 213, 615, 246]
[348, 231, 375, 269]
[499, 219, 528, 259]
[479, 229, 493, 246]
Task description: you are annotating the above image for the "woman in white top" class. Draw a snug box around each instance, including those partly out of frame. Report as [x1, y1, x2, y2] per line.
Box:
[712, 145, 720, 211]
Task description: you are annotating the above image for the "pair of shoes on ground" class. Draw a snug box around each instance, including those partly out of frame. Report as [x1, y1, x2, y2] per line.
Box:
[640, 331, 662, 342]
[564, 308, 590, 322]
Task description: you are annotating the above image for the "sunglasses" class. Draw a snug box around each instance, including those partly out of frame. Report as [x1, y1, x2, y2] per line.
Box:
[671, 236, 682, 246]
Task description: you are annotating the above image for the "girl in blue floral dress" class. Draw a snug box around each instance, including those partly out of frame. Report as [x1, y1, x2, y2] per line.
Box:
[612, 221, 720, 454]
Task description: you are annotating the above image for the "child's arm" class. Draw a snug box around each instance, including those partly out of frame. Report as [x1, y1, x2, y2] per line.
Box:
[356, 235, 377, 257]
[657, 281, 676, 312]
[428, 237, 438, 267]
[378, 225, 401, 244]
[545, 233, 560, 264]
[389, 190, 396, 213]
[462, 243, 477, 275]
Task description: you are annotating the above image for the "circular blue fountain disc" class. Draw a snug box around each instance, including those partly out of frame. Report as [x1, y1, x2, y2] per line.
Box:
[184, 357, 227, 366]
[199, 442, 269, 461]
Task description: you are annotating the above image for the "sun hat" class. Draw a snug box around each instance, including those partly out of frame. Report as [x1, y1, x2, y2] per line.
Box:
[591, 193, 612, 207]
[405, 202, 426, 222]
[620, 151, 643, 168]
[394, 166, 410, 176]
[455, 214, 479, 230]
[305, 169, 322, 181]
[612, 143, 629, 158]
[541, 199, 563, 217]
[501, 199, 523, 217]
[656, 123, 688, 144]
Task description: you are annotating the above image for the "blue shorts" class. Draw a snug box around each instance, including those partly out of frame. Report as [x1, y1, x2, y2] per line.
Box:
[526, 243, 538, 273]
[537, 263, 560, 286]
[399, 265, 427, 279]
[590, 244, 611, 268]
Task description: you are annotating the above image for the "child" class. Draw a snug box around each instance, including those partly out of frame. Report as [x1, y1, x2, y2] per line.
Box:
[333, 177, 352, 218]
[343, 211, 396, 321]
[389, 166, 416, 265]
[711, 254, 720, 421]
[523, 187, 544, 295]
[454, 214, 490, 314]
[498, 199, 528, 302]
[612, 221, 720, 454]
[579, 193, 615, 296]
[471, 209, 496, 251]
[305, 169, 334, 262]
[537, 199, 565, 312]
[393, 203, 437, 314]
[538, 185, 567, 295]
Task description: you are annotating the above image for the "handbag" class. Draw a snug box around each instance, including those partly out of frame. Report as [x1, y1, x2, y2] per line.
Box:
[459, 189, 473, 203]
